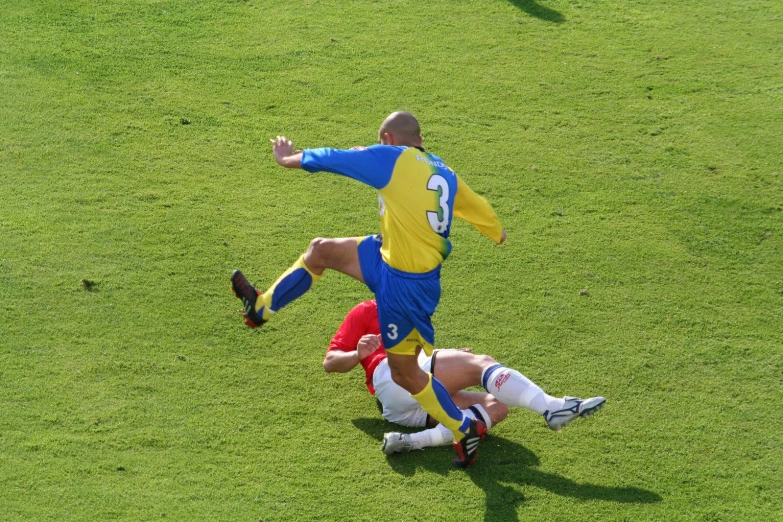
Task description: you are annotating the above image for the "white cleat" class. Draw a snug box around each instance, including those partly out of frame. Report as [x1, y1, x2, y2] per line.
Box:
[544, 396, 606, 431]
[381, 432, 414, 454]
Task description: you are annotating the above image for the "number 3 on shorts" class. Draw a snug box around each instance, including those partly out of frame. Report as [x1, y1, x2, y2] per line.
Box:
[387, 323, 398, 341]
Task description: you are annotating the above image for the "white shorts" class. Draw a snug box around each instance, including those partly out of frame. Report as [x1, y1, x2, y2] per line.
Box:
[372, 352, 433, 428]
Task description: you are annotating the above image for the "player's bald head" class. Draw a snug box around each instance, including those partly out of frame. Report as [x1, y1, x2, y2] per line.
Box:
[378, 111, 422, 147]
[380, 111, 420, 137]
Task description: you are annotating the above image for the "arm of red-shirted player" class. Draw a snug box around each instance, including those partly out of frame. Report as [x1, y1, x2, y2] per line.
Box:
[323, 304, 375, 373]
[323, 349, 361, 373]
[356, 335, 381, 360]
[323, 335, 380, 373]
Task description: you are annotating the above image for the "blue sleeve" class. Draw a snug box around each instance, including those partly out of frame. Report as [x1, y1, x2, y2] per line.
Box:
[300, 145, 403, 190]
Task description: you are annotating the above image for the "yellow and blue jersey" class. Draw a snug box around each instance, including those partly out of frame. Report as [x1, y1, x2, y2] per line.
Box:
[301, 145, 503, 273]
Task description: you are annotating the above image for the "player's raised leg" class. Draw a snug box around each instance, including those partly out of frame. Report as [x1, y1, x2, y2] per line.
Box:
[232, 237, 364, 327]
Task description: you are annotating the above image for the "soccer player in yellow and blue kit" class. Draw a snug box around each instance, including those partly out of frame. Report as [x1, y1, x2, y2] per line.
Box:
[231, 111, 506, 467]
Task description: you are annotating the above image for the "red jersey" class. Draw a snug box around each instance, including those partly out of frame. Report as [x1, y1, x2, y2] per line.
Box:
[327, 300, 387, 394]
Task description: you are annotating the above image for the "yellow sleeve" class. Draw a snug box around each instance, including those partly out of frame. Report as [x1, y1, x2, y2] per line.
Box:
[453, 176, 504, 244]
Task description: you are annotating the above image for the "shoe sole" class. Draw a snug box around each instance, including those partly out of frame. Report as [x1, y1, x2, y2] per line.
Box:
[230, 270, 250, 300]
[230, 270, 265, 328]
[453, 456, 476, 469]
[580, 398, 606, 419]
[548, 397, 607, 431]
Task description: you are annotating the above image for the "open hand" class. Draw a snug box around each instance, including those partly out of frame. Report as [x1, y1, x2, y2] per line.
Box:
[270, 135, 298, 166]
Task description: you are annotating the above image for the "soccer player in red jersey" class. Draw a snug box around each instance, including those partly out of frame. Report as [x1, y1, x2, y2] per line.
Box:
[324, 300, 607, 454]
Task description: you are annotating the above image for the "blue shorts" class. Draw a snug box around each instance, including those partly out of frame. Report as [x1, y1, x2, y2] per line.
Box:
[358, 235, 441, 356]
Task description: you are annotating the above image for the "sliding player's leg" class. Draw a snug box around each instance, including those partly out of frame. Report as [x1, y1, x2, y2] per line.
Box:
[480, 362, 606, 431]
[231, 236, 366, 327]
[432, 349, 606, 431]
[432, 350, 557, 412]
[450, 391, 509, 428]
[382, 392, 507, 454]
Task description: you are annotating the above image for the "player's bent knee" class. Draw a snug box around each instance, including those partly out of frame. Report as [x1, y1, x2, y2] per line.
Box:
[306, 237, 327, 256]
[305, 237, 333, 269]
[306, 237, 356, 271]
[496, 402, 510, 421]
[475, 354, 498, 368]
[485, 395, 510, 423]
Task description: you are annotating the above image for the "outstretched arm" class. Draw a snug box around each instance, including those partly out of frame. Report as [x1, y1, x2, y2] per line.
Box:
[270, 136, 302, 168]
[276, 140, 397, 189]
[453, 176, 506, 244]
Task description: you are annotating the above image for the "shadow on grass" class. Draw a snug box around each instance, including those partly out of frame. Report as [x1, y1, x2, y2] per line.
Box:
[505, 0, 565, 23]
[353, 418, 661, 522]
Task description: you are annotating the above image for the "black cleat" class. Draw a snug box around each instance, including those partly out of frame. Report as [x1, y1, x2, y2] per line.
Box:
[452, 418, 487, 469]
[230, 270, 267, 328]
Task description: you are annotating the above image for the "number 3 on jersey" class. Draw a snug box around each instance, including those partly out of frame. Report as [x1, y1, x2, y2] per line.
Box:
[427, 174, 450, 234]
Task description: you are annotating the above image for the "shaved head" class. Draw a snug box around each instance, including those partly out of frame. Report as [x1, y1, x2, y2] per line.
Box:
[378, 111, 422, 147]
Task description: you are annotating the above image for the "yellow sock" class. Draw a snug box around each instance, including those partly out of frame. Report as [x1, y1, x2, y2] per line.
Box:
[411, 373, 469, 440]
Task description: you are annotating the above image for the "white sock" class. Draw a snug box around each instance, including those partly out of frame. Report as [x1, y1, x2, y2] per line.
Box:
[407, 424, 449, 450]
[482, 365, 565, 415]
[408, 407, 488, 449]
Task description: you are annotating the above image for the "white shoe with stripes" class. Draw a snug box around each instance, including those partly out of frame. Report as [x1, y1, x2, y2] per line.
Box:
[544, 396, 606, 431]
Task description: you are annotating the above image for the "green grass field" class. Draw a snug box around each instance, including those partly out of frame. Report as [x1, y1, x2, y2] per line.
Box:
[2, 0, 782, 520]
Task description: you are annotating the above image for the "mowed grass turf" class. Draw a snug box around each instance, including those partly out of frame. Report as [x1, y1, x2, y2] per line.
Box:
[1, 0, 781, 520]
